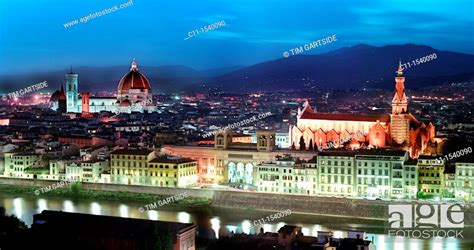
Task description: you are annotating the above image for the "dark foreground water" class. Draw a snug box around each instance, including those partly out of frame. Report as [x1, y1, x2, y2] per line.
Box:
[0, 193, 472, 250]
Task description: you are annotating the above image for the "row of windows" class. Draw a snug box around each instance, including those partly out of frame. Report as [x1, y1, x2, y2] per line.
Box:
[357, 168, 386, 176]
[113, 168, 197, 177]
[112, 161, 144, 167]
[357, 177, 388, 186]
[258, 187, 318, 193]
[112, 161, 196, 170]
[261, 174, 316, 181]
[321, 175, 352, 185]
[149, 164, 175, 169]
[420, 173, 441, 177]
[322, 167, 352, 174]
[421, 188, 440, 193]
[321, 160, 353, 167]
[419, 166, 442, 170]
[321, 186, 352, 193]
[405, 167, 417, 171]
[357, 161, 389, 168]
[457, 170, 474, 176]
[420, 180, 442, 185]
[111, 155, 146, 160]
[12, 161, 28, 165]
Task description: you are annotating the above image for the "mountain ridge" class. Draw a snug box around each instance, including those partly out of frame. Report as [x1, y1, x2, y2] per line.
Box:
[1, 44, 473, 94]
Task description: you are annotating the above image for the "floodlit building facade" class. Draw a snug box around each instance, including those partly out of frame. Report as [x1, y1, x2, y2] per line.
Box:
[110, 149, 156, 185]
[147, 156, 198, 188]
[317, 151, 416, 199]
[256, 155, 318, 194]
[289, 63, 436, 158]
[3, 152, 40, 178]
[418, 156, 445, 197]
[455, 162, 474, 201]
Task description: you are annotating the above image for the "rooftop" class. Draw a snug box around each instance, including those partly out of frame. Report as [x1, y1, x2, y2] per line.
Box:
[33, 210, 195, 239]
[300, 111, 390, 123]
[111, 148, 154, 155]
[149, 155, 196, 164]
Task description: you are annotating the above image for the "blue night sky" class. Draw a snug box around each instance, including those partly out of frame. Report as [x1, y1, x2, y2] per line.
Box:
[0, 0, 473, 74]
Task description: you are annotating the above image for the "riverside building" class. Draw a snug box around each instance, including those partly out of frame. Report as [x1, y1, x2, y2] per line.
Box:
[255, 155, 318, 194]
[162, 130, 317, 186]
[109, 148, 197, 187]
[417, 155, 445, 198]
[253, 150, 419, 199]
[454, 161, 474, 201]
[147, 156, 198, 188]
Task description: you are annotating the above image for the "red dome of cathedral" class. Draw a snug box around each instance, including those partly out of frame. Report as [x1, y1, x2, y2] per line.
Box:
[117, 59, 151, 93]
[50, 85, 66, 102]
[119, 100, 131, 107]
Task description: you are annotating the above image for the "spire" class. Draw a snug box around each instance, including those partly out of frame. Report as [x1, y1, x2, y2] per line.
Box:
[396, 60, 403, 77]
[67, 66, 75, 75]
[131, 58, 138, 71]
[60, 84, 64, 93]
[392, 61, 408, 114]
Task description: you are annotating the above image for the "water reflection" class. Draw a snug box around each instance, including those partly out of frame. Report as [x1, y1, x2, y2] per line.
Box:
[63, 200, 74, 212]
[90, 202, 101, 215]
[312, 225, 321, 236]
[119, 204, 129, 218]
[410, 241, 419, 250]
[226, 225, 238, 235]
[177, 212, 190, 223]
[241, 220, 252, 234]
[378, 235, 386, 250]
[262, 224, 273, 234]
[0, 194, 468, 250]
[210, 217, 220, 238]
[13, 198, 23, 220]
[333, 230, 344, 238]
[147, 210, 159, 221]
[37, 198, 48, 213]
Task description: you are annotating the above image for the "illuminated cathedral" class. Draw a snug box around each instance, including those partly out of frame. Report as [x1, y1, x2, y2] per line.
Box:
[50, 59, 156, 114]
[289, 62, 436, 158]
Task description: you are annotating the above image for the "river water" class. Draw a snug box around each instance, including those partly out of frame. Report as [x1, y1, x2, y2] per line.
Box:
[0, 193, 471, 250]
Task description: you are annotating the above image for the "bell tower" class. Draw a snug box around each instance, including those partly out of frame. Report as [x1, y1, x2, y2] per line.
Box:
[390, 61, 410, 144]
[392, 61, 408, 114]
[65, 67, 78, 113]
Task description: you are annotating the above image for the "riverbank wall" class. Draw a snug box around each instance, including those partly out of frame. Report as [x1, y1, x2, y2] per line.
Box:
[1, 177, 473, 223]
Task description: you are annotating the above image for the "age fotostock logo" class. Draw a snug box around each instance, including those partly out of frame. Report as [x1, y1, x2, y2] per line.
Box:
[388, 204, 466, 239]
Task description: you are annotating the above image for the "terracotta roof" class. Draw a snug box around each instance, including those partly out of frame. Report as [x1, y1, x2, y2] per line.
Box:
[117, 60, 151, 93]
[50, 85, 66, 102]
[300, 111, 390, 123]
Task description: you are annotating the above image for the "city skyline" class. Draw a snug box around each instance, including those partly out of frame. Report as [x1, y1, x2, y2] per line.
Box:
[1, 1, 473, 249]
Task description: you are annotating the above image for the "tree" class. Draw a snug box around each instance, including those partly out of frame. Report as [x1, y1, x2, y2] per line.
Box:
[0, 207, 28, 249]
[70, 182, 82, 196]
[150, 225, 163, 250]
[308, 139, 313, 151]
[314, 142, 319, 152]
[299, 136, 306, 151]
[163, 232, 173, 250]
[150, 226, 173, 250]
[40, 155, 51, 168]
[291, 142, 296, 150]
